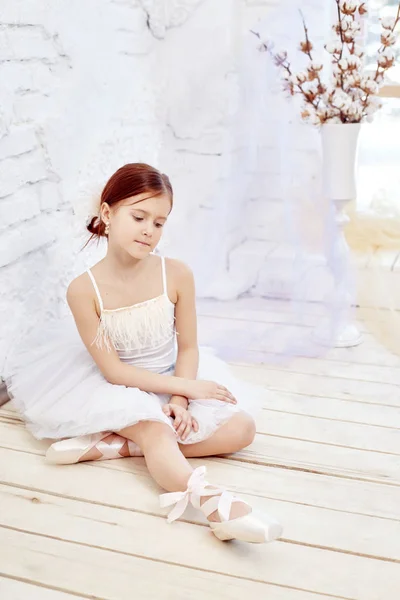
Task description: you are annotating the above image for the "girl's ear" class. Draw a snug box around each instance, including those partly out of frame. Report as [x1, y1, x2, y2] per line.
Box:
[100, 202, 111, 224]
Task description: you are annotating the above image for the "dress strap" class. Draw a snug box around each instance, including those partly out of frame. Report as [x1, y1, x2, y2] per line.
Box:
[160, 256, 167, 296]
[87, 269, 104, 312]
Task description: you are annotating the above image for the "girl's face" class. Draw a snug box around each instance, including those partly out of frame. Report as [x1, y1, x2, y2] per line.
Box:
[102, 193, 171, 258]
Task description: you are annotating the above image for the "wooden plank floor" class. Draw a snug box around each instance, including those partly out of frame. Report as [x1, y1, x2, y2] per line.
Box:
[1, 301, 400, 599]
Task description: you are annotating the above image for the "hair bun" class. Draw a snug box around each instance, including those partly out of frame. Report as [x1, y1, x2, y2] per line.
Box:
[87, 216, 104, 236]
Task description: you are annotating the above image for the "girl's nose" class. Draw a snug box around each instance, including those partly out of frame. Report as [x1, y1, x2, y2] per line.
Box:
[143, 223, 154, 237]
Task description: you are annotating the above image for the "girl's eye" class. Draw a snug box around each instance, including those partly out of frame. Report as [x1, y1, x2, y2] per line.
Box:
[155, 223, 164, 228]
[133, 216, 143, 222]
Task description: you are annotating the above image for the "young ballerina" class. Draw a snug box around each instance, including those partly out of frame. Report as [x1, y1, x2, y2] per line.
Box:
[7, 163, 282, 544]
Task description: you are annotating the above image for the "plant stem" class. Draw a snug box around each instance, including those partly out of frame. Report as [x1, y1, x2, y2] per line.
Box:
[334, 0, 346, 121]
[299, 9, 323, 107]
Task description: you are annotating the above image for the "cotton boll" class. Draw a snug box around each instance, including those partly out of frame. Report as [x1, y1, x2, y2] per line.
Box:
[381, 16, 396, 30]
[362, 78, 379, 93]
[381, 31, 397, 46]
[295, 72, 308, 84]
[346, 100, 364, 121]
[378, 48, 395, 67]
[325, 40, 342, 54]
[332, 90, 352, 110]
[306, 81, 320, 94]
[309, 61, 323, 72]
[316, 109, 328, 122]
[359, 2, 368, 16]
[282, 80, 295, 96]
[339, 1, 358, 15]
[301, 108, 316, 123]
[301, 105, 319, 126]
[345, 74, 356, 87]
[341, 19, 361, 34]
[382, 47, 395, 60]
[351, 20, 361, 33]
[343, 31, 356, 43]
[347, 102, 359, 115]
[326, 107, 339, 119]
[275, 51, 288, 63]
[310, 112, 322, 126]
[353, 44, 364, 57]
[347, 55, 361, 69]
[323, 84, 335, 98]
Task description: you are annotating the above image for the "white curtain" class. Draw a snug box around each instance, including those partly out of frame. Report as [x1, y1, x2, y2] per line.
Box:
[173, 0, 350, 364]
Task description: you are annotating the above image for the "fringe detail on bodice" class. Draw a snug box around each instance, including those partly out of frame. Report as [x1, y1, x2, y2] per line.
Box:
[92, 295, 175, 352]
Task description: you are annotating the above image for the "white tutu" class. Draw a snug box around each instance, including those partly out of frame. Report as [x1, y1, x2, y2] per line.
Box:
[6, 319, 263, 442]
[7, 257, 264, 443]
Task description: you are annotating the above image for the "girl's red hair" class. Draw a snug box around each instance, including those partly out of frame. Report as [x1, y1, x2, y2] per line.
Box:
[86, 163, 173, 242]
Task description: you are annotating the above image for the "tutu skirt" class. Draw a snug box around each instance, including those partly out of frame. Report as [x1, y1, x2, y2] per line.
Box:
[6, 319, 263, 443]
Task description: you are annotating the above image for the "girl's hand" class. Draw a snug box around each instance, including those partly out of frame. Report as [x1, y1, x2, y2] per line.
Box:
[185, 380, 237, 404]
[163, 403, 199, 441]
[169, 394, 189, 410]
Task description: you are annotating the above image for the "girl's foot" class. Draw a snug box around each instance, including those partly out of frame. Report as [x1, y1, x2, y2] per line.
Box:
[46, 432, 143, 464]
[160, 466, 283, 544]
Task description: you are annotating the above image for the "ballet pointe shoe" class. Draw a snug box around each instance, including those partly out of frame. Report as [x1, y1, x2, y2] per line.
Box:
[207, 505, 283, 543]
[46, 432, 143, 465]
[159, 466, 282, 544]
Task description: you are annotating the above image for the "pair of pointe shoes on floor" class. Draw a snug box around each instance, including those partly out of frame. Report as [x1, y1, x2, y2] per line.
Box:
[46, 433, 283, 545]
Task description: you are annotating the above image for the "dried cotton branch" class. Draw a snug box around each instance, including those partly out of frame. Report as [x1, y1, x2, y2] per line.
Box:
[252, 0, 400, 126]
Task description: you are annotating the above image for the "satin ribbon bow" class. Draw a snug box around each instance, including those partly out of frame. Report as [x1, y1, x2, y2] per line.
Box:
[160, 466, 207, 523]
[160, 466, 231, 523]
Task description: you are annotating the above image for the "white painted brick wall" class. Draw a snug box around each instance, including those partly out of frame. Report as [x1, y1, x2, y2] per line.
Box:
[0, 0, 160, 372]
[0, 127, 37, 160]
[0, 151, 49, 196]
[0, 188, 41, 230]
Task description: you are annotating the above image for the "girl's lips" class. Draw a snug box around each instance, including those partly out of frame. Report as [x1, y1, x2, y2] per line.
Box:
[135, 240, 150, 246]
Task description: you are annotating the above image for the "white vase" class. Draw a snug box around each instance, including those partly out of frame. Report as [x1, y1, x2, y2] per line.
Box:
[321, 123, 361, 200]
[318, 123, 362, 348]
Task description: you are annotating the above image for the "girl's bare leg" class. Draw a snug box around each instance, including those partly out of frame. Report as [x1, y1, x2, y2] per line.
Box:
[117, 420, 250, 522]
[179, 411, 256, 458]
[51, 411, 255, 464]
[118, 421, 192, 490]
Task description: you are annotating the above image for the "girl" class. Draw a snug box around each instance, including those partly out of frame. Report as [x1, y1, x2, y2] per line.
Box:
[7, 163, 282, 544]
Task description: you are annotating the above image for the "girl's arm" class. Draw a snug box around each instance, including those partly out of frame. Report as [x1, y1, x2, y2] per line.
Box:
[168, 259, 199, 409]
[67, 275, 189, 397]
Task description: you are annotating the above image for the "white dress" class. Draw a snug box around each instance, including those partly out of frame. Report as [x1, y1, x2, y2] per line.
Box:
[7, 256, 262, 442]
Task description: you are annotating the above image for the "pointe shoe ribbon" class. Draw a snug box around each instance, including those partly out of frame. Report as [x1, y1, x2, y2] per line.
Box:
[160, 465, 283, 544]
[160, 466, 231, 523]
[46, 432, 142, 464]
[46, 432, 110, 464]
